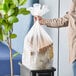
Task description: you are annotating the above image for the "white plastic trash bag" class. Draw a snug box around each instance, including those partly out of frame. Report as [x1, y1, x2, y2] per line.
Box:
[22, 3, 54, 70]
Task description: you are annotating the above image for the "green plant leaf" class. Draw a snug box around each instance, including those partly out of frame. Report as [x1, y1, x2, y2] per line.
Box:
[4, 23, 13, 32]
[13, 52, 20, 58]
[2, 19, 7, 25]
[10, 4, 16, 9]
[12, 0, 19, 7]
[10, 33, 17, 39]
[3, 33, 8, 41]
[7, 24, 13, 32]
[0, 4, 3, 10]
[13, 7, 19, 16]
[3, 3, 9, 13]
[8, 9, 15, 16]
[7, 0, 16, 8]
[8, 16, 18, 23]
[3, 0, 9, 4]
[19, 0, 27, 6]
[19, 8, 30, 15]
[4, 14, 8, 19]
[0, 18, 3, 25]
[0, 27, 3, 41]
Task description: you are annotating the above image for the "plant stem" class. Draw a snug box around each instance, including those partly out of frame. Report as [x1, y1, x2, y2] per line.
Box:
[8, 32, 14, 76]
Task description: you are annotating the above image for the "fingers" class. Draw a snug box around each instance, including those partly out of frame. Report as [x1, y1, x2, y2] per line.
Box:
[34, 16, 37, 22]
[34, 16, 39, 22]
[34, 16, 42, 21]
[34, 16, 43, 25]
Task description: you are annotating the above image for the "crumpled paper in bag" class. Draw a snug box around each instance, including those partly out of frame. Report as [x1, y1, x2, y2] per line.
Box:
[22, 3, 54, 70]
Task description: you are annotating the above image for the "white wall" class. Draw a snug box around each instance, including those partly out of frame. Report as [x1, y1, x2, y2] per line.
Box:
[59, 0, 73, 76]
[39, 0, 73, 76]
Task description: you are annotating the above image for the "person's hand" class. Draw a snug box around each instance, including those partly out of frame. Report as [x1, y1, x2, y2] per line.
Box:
[34, 16, 44, 25]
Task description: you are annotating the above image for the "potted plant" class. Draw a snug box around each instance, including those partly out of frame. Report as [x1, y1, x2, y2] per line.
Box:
[0, 0, 30, 76]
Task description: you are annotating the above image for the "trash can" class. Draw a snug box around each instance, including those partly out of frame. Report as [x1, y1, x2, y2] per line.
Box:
[20, 63, 56, 76]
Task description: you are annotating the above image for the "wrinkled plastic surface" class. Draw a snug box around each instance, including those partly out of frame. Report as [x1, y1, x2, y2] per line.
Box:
[22, 3, 53, 70]
[27, 3, 49, 16]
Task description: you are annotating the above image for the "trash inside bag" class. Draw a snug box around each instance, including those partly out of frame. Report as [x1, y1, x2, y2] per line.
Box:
[22, 3, 54, 70]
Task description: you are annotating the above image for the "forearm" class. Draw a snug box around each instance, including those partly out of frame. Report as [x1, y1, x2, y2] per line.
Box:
[41, 14, 69, 28]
